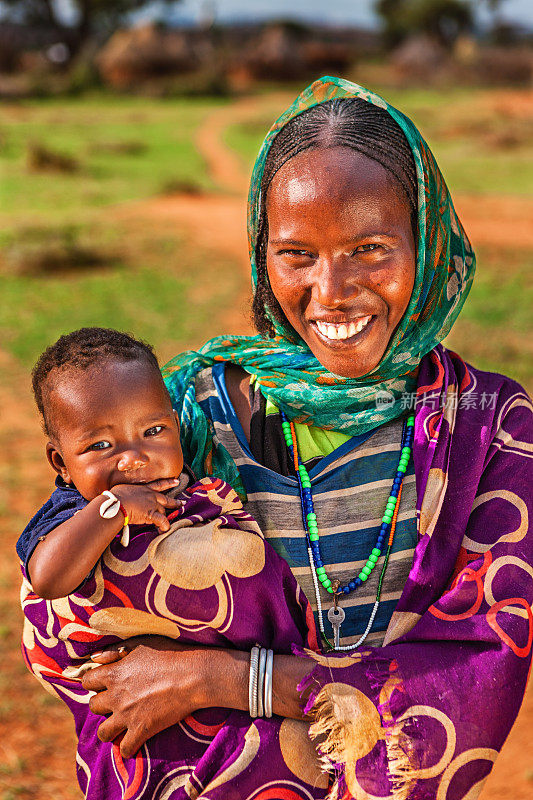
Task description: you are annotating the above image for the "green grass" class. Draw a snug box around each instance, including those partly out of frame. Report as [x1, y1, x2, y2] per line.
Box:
[0, 224, 244, 369]
[0, 94, 226, 222]
[0, 94, 244, 373]
[444, 245, 533, 390]
[224, 86, 533, 196]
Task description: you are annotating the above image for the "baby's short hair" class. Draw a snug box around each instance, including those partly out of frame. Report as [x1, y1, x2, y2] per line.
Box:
[32, 327, 160, 438]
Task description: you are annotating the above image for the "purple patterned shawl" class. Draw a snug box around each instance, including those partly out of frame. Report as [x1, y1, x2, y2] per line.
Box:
[21, 477, 328, 799]
[21, 344, 533, 800]
[298, 344, 533, 800]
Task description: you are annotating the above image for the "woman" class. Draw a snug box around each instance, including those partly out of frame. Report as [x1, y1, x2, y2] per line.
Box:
[82, 77, 533, 799]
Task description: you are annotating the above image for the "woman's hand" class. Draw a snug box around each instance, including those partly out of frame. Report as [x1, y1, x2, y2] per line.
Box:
[82, 636, 220, 758]
[82, 635, 314, 758]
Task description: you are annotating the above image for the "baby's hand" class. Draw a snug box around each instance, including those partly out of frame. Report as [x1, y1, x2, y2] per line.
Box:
[112, 478, 184, 532]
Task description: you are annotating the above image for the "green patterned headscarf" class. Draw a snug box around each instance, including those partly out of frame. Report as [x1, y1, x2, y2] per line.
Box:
[163, 76, 475, 493]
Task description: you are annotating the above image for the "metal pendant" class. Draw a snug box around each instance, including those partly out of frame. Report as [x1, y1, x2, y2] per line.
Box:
[327, 605, 345, 649]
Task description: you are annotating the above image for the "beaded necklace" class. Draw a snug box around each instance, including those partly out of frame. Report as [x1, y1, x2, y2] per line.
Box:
[280, 410, 415, 651]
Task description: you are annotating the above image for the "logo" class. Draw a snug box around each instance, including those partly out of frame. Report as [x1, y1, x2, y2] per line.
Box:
[375, 390, 395, 409]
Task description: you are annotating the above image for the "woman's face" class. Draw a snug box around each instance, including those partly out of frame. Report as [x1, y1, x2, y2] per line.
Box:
[266, 146, 416, 378]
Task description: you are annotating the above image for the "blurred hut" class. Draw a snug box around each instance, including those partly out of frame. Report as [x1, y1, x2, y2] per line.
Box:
[228, 21, 355, 83]
[96, 23, 211, 89]
[390, 33, 451, 82]
[473, 47, 533, 86]
[0, 22, 68, 73]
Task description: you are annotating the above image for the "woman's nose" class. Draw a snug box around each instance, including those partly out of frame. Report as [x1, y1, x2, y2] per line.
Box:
[312, 256, 360, 308]
[117, 448, 148, 472]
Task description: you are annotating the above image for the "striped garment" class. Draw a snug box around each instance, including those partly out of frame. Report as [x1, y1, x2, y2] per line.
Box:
[196, 363, 417, 648]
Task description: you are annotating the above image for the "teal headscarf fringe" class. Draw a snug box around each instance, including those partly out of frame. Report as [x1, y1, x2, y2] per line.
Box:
[163, 76, 475, 499]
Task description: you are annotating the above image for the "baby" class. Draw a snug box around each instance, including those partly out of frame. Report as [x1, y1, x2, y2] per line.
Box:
[18, 327, 186, 599]
[18, 327, 326, 800]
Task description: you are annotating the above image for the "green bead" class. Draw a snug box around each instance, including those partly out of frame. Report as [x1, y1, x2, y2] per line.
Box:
[403, 446, 411, 455]
[368, 553, 378, 564]
[362, 565, 372, 576]
[326, 587, 334, 594]
[372, 547, 381, 557]
[386, 499, 396, 509]
[382, 514, 392, 524]
[306, 512, 317, 521]
[323, 578, 332, 589]
[359, 571, 368, 582]
[407, 415, 415, 425]
[316, 567, 326, 576]
[309, 532, 319, 541]
[302, 481, 312, 489]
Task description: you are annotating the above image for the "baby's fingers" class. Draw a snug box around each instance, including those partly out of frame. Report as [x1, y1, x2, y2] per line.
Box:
[146, 478, 182, 492]
[156, 493, 184, 509]
[150, 510, 170, 531]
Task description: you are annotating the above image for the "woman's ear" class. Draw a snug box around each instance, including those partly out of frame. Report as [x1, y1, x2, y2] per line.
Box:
[46, 441, 71, 484]
[174, 411, 180, 434]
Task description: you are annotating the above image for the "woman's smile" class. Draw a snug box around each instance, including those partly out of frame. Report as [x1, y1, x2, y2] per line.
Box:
[266, 146, 416, 378]
[311, 314, 375, 343]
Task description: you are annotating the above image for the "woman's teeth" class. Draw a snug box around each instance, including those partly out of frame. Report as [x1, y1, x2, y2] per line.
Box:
[315, 316, 372, 341]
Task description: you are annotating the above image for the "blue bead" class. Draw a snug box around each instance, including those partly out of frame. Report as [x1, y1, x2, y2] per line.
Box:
[380, 522, 389, 531]
[315, 560, 323, 568]
[390, 489, 398, 497]
[348, 581, 356, 590]
[343, 586, 350, 594]
[354, 577, 363, 587]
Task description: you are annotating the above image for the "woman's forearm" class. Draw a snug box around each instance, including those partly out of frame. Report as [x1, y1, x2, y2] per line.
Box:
[205, 648, 315, 721]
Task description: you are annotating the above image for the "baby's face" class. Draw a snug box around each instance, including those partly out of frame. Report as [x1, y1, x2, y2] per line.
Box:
[45, 359, 184, 500]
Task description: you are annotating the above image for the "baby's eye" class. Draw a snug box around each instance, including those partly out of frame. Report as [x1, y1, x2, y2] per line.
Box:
[89, 441, 111, 451]
[145, 425, 164, 437]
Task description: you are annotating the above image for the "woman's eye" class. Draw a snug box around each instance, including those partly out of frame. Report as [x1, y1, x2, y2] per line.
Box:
[279, 249, 312, 258]
[145, 425, 164, 437]
[89, 441, 111, 451]
[354, 243, 381, 254]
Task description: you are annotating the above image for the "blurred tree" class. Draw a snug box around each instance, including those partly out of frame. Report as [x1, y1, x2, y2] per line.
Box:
[376, 0, 474, 48]
[0, 0, 182, 54]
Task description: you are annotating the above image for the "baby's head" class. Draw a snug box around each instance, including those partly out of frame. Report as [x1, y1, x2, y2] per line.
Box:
[32, 327, 183, 501]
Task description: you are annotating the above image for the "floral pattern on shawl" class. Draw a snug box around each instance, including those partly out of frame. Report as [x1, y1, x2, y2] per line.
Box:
[297, 345, 533, 800]
[21, 478, 328, 799]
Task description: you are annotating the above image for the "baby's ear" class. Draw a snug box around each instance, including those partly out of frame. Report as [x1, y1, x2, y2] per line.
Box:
[46, 441, 71, 484]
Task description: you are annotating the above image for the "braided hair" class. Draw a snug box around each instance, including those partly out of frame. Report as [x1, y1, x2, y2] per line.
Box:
[252, 98, 418, 338]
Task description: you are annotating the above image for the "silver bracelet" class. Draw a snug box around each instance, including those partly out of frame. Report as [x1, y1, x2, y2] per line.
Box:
[264, 649, 274, 718]
[257, 647, 267, 717]
[248, 646, 260, 718]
